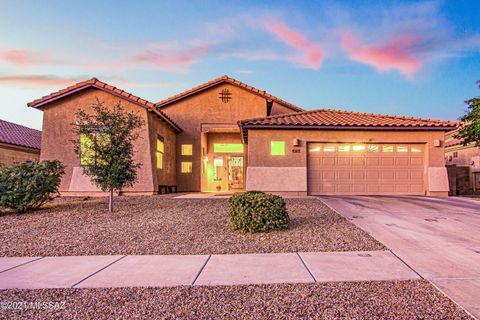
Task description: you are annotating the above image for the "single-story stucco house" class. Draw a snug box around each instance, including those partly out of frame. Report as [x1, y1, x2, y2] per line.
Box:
[0, 119, 41, 166]
[28, 75, 458, 196]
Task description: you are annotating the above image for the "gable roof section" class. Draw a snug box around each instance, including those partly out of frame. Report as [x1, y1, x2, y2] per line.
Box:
[238, 108, 459, 142]
[0, 119, 42, 149]
[155, 75, 304, 112]
[27, 78, 182, 133]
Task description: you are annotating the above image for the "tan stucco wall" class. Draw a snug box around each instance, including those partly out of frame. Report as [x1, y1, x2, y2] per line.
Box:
[39, 88, 176, 194]
[270, 101, 298, 115]
[0, 143, 40, 167]
[161, 83, 273, 191]
[246, 129, 449, 195]
[147, 112, 177, 188]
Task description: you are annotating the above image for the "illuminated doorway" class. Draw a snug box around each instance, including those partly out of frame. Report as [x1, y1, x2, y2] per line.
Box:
[228, 156, 244, 190]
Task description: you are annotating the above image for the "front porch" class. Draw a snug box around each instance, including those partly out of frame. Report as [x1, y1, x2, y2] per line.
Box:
[200, 124, 246, 193]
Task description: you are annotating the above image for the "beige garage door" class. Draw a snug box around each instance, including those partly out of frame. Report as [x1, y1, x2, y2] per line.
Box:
[307, 143, 425, 195]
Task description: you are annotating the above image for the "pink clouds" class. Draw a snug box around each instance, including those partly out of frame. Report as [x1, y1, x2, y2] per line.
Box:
[341, 31, 422, 77]
[0, 75, 84, 87]
[125, 43, 211, 72]
[264, 20, 324, 69]
[0, 50, 43, 66]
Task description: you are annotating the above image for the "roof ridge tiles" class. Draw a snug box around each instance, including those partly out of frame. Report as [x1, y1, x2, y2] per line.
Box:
[27, 77, 182, 133]
[155, 75, 303, 112]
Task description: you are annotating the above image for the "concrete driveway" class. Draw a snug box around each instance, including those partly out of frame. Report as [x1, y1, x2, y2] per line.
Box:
[320, 196, 480, 319]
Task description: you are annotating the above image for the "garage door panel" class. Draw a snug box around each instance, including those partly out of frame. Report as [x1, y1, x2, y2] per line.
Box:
[411, 158, 424, 166]
[308, 143, 425, 195]
[352, 171, 365, 179]
[353, 184, 366, 192]
[366, 171, 380, 179]
[322, 171, 335, 180]
[382, 158, 395, 166]
[395, 158, 410, 166]
[410, 170, 423, 179]
[380, 184, 395, 193]
[322, 157, 335, 166]
[381, 171, 395, 180]
[337, 171, 350, 180]
[366, 158, 380, 166]
[336, 184, 350, 193]
[352, 157, 366, 166]
[395, 171, 409, 180]
[322, 184, 335, 193]
[410, 184, 423, 192]
[337, 157, 350, 166]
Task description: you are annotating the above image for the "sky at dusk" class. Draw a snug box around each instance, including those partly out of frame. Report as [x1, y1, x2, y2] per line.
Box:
[0, 0, 479, 130]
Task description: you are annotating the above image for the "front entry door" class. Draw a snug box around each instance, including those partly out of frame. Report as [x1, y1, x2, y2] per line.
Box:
[228, 156, 244, 190]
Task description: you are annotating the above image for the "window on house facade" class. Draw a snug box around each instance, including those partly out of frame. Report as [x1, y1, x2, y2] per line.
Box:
[213, 143, 243, 153]
[453, 151, 458, 158]
[80, 130, 109, 166]
[270, 141, 285, 155]
[181, 144, 193, 156]
[397, 146, 408, 153]
[156, 138, 164, 169]
[411, 146, 423, 153]
[181, 161, 192, 173]
[382, 145, 394, 152]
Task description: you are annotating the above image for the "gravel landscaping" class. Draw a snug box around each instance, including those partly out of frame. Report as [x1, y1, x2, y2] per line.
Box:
[0, 196, 385, 256]
[0, 280, 471, 319]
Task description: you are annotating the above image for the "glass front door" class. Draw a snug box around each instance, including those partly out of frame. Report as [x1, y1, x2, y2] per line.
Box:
[228, 156, 244, 190]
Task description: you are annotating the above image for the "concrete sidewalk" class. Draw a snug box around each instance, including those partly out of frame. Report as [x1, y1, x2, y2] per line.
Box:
[0, 251, 419, 289]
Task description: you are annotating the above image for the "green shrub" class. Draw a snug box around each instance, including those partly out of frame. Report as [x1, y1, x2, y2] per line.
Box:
[0, 160, 64, 213]
[228, 191, 289, 232]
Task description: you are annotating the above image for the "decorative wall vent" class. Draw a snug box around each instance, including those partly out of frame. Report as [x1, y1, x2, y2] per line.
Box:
[219, 88, 232, 103]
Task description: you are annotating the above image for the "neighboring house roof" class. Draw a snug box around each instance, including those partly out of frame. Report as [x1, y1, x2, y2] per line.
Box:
[0, 119, 42, 149]
[155, 75, 304, 112]
[27, 78, 182, 133]
[238, 109, 459, 142]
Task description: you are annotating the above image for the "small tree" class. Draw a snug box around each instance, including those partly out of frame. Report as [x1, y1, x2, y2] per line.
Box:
[455, 81, 480, 147]
[72, 99, 144, 212]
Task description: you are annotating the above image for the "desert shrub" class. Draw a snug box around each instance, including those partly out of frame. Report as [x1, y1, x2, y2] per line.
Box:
[228, 191, 289, 232]
[0, 160, 64, 213]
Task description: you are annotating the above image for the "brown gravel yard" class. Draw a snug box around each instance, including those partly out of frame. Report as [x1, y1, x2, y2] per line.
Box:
[0, 196, 385, 256]
[0, 280, 471, 319]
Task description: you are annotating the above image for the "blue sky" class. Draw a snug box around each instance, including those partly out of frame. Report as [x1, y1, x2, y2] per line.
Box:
[0, 0, 479, 130]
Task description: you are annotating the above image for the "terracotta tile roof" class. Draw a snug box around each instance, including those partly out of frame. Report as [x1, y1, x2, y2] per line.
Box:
[445, 127, 470, 148]
[0, 119, 41, 149]
[239, 108, 459, 141]
[155, 75, 304, 112]
[27, 78, 182, 133]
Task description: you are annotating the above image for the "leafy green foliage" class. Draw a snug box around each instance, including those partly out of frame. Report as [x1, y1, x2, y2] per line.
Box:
[455, 81, 480, 147]
[0, 160, 64, 213]
[228, 191, 289, 233]
[71, 99, 145, 211]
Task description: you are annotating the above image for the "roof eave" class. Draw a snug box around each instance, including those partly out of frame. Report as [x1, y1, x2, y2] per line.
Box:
[28, 83, 183, 134]
[239, 124, 458, 143]
[156, 78, 303, 113]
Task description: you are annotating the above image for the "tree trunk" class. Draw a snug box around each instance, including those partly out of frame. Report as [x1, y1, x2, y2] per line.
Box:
[109, 189, 113, 212]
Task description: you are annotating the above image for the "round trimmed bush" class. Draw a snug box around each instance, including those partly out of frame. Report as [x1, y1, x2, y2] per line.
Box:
[228, 191, 289, 232]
